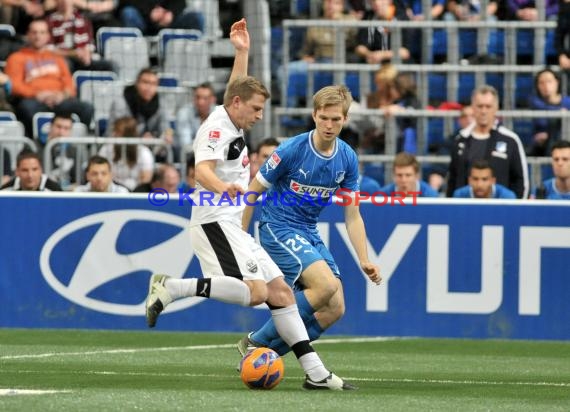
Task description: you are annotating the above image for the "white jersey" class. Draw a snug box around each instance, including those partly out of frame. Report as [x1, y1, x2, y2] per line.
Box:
[190, 105, 250, 226]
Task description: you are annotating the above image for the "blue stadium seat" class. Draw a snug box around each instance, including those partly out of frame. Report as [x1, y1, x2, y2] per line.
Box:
[96, 26, 142, 56]
[427, 118, 445, 146]
[512, 119, 534, 147]
[515, 74, 534, 107]
[363, 163, 385, 186]
[0, 111, 16, 122]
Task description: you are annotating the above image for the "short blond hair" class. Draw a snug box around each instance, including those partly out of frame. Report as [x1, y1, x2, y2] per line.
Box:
[313, 85, 353, 116]
[223, 76, 270, 106]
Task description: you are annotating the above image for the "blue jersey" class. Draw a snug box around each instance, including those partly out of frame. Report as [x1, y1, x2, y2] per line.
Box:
[453, 184, 517, 199]
[378, 181, 439, 197]
[538, 178, 570, 200]
[256, 131, 359, 229]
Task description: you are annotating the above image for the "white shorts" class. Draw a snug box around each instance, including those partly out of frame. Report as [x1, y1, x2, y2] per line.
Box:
[190, 220, 283, 283]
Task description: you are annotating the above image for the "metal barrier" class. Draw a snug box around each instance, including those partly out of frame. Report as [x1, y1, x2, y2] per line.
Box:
[273, 107, 570, 158]
[357, 154, 551, 190]
[43, 137, 174, 187]
[278, 17, 563, 138]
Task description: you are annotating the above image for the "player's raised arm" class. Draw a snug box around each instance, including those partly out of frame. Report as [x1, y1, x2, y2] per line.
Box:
[228, 18, 250, 84]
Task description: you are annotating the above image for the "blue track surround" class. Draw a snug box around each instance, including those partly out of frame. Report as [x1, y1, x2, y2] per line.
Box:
[0, 192, 568, 340]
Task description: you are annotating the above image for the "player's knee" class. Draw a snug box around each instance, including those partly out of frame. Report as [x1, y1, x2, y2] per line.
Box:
[248, 282, 268, 306]
[318, 278, 339, 302]
[266, 279, 295, 307]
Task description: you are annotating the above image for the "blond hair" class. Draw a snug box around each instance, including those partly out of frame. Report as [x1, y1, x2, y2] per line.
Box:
[313, 85, 353, 116]
[223, 76, 270, 107]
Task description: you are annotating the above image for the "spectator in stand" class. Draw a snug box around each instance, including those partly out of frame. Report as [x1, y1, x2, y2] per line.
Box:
[178, 153, 195, 192]
[0, 70, 13, 112]
[1, 0, 44, 34]
[354, 0, 411, 64]
[360, 64, 419, 153]
[527, 68, 570, 156]
[2, 148, 13, 185]
[379, 152, 439, 197]
[175, 82, 216, 158]
[42, 111, 80, 189]
[281, 0, 358, 107]
[46, 0, 116, 73]
[108, 68, 171, 139]
[505, 0, 558, 21]
[72, 0, 121, 34]
[4, 18, 93, 138]
[445, 0, 498, 21]
[133, 163, 180, 193]
[446, 85, 529, 198]
[249, 137, 279, 182]
[74, 154, 130, 193]
[0, 150, 62, 191]
[533, 140, 570, 199]
[404, 0, 445, 62]
[555, 0, 570, 70]
[99, 116, 154, 191]
[118, 0, 204, 36]
[453, 159, 517, 199]
[107, 67, 172, 161]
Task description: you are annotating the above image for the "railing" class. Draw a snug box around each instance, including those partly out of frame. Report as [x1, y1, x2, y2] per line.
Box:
[44, 137, 174, 186]
[357, 154, 551, 190]
[273, 107, 570, 164]
[278, 17, 563, 138]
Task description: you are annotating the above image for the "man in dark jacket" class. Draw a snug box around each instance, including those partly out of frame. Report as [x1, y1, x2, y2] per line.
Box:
[446, 85, 529, 198]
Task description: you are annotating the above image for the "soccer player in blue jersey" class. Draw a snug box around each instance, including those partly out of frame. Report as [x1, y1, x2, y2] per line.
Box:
[378, 152, 439, 198]
[452, 159, 517, 199]
[239, 85, 381, 357]
[534, 140, 570, 200]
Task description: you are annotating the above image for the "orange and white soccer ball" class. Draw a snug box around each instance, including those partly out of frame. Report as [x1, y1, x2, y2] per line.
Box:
[239, 347, 284, 389]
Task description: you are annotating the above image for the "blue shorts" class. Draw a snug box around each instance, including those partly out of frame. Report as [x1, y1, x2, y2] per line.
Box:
[258, 222, 340, 290]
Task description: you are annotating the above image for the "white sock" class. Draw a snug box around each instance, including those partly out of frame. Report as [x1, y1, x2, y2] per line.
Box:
[165, 277, 251, 306]
[271, 305, 329, 381]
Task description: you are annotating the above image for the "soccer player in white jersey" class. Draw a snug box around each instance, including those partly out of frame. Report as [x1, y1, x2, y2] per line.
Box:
[145, 18, 355, 391]
[239, 85, 382, 356]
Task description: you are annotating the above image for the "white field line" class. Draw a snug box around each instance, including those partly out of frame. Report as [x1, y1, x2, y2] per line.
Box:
[2, 336, 569, 389]
[0, 389, 71, 396]
[0, 336, 400, 360]
[7, 369, 570, 388]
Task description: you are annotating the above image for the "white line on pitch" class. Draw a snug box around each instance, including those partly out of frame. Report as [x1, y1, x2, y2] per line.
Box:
[0, 389, 72, 396]
[0, 336, 399, 360]
[8, 369, 570, 388]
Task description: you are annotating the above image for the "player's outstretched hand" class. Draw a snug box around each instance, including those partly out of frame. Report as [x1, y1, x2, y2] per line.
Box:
[361, 262, 381, 285]
[226, 183, 246, 199]
[230, 18, 249, 52]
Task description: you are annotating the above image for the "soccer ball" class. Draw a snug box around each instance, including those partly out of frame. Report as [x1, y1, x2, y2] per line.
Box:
[239, 347, 284, 389]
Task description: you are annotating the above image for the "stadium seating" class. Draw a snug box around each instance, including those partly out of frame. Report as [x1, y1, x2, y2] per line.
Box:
[0, 120, 26, 170]
[163, 37, 212, 87]
[97, 27, 148, 83]
[32, 112, 86, 145]
[0, 111, 16, 122]
[157, 29, 202, 67]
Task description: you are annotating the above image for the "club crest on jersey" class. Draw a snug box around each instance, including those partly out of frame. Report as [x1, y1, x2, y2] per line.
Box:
[335, 171, 345, 183]
[246, 259, 258, 273]
[289, 180, 335, 198]
[267, 152, 281, 170]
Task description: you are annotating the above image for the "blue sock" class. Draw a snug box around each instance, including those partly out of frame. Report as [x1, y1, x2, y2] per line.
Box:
[251, 291, 316, 348]
[268, 315, 325, 356]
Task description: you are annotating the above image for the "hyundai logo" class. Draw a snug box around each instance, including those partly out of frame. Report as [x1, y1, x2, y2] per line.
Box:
[40, 210, 203, 315]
